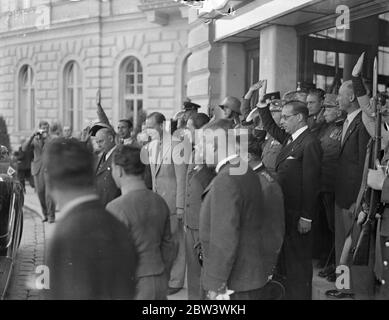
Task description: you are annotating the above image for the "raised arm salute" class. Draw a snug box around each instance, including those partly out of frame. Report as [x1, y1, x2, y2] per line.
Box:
[257, 80, 322, 300]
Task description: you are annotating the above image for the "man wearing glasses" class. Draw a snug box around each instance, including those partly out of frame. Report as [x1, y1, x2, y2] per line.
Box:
[257, 80, 323, 300]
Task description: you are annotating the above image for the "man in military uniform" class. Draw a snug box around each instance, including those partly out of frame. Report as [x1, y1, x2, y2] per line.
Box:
[307, 88, 328, 137]
[246, 131, 285, 285]
[172, 100, 201, 138]
[316, 94, 345, 280]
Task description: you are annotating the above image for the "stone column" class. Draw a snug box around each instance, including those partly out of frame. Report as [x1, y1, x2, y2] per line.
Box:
[187, 10, 245, 118]
[259, 25, 298, 96]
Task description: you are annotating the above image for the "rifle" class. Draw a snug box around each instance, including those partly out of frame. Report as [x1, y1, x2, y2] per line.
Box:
[352, 57, 384, 265]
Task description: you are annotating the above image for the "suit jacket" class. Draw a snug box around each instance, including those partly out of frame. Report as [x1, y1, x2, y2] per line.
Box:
[199, 161, 268, 292]
[184, 163, 215, 229]
[146, 135, 187, 215]
[23, 135, 54, 176]
[106, 189, 175, 279]
[319, 120, 343, 192]
[254, 164, 285, 278]
[334, 112, 370, 209]
[95, 150, 121, 207]
[46, 200, 137, 299]
[259, 106, 322, 223]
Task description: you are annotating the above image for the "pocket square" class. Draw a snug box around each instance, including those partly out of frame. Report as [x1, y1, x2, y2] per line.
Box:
[287, 156, 296, 160]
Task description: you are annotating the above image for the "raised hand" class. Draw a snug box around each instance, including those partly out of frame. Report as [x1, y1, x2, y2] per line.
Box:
[96, 89, 101, 107]
[352, 52, 365, 77]
[256, 80, 267, 107]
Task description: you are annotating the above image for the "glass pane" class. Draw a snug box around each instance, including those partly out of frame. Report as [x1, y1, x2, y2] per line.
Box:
[68, 88, 74, 111]
[21, 68, 28, 88]
[137, 73, 143, 84]
[20, 91, 27, 130]
[137, 100, 143, 111]
[125, 100, 134, 119]
[137, 60, 142, 73]
[29, 67, 34, 85]
[126, 60, 134, 73]
[30, 89, 35, 129]
[67, 63, 75, 86]
[137, 85, 143, 94]
[77, 88, 82, 131]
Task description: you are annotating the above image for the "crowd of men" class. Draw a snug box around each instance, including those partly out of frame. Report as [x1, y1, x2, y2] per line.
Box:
[8, 52, 389, 300]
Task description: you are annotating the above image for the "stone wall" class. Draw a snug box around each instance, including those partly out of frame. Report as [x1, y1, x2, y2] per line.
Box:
[0, 0, 189, 148]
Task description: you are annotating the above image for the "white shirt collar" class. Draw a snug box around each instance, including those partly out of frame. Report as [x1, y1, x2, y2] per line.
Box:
[60, 194, 99, 219]
[105, 145, 117, 161]
[252, 162, 263, 171]
[122, 137, 132, 145]
[346, 108, 361, 124]
[291, 125, 308, 141]
[215, 154, 239, 174]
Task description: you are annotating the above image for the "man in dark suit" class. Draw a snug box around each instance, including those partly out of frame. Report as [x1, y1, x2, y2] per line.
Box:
[44, 138, 137, 299]
[22, 120, 56, 223]
[107, 145, 175, 300]
[183, 113, 214, 300]
[199, 119, 269, 300]
[258, 81, 322, 300]
[94, 128, 121, 207]
[325, 80, 372, 299]
[246, 131, 285, 281]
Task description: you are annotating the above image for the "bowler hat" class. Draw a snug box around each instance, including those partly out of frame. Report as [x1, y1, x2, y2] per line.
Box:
[89, 122, 113, 136]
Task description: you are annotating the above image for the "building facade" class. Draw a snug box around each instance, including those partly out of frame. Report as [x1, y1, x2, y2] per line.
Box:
[186, 0, 389, 117]
[0, 0, 191, 147]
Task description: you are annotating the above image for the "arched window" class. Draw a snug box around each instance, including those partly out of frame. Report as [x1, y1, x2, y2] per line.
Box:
[120, 57, 143, 127]
[19, 65, 35, 131]
[64, 61, 82, 131]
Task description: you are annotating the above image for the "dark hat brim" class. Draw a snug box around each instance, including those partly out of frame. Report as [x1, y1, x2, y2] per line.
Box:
[89, 123, 113, 136]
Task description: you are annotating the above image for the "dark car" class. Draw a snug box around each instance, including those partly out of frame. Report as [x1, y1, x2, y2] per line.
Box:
[0, 149, 24, 299]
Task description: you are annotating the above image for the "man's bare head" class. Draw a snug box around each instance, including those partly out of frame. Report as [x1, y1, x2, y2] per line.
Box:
[337, 80, 358, 112]
[95, 128, 116, 153]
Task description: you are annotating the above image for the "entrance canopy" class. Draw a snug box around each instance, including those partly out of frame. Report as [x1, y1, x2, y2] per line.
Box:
[213, 0, 389, 42]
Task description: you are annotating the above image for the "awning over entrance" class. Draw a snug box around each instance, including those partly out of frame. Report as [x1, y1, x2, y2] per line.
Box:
[214, 0, 389, 42]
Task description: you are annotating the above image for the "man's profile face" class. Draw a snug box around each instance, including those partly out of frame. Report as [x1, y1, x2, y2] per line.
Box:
[307, 94, 322, 116]
[117, 121, 131, 139]
[323, 106, 340, 123]
[223, 107, 232, 119]
[145, 117, 162, 141]
[280, 105, 299, 134]
[337, 83, 352, 111]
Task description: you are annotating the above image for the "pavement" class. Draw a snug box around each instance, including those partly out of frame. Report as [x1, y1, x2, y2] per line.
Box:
[6, 184, 336, 300]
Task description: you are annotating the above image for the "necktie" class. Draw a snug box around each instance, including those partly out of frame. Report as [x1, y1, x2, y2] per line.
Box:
[286, 137, 293, 145]
[98, 152, 107, 171]
[341, 118, 349, 144]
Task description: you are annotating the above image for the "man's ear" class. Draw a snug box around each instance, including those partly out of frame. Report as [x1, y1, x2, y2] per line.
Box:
[349, 93, 356, 103]
[118, 166, 123, 178]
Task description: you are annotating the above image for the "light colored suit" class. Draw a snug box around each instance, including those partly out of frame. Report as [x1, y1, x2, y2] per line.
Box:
[146, 133, 188, 289]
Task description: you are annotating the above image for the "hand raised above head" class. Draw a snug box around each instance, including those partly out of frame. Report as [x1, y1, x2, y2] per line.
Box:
[352, 52, 365, 77]
[249, 81, 263, 92]
[96, 89, 101, 106]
